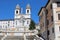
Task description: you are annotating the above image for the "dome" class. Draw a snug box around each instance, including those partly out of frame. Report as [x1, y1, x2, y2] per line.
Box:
[16, 4, 20, 9]
[26, 4, 30, 9]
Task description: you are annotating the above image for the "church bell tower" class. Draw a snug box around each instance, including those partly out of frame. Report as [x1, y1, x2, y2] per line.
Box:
[15, 4, 21, 18]
[26, 4, 31, 14]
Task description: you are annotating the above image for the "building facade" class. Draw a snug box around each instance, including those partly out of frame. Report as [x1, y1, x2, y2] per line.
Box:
[38, 0, 60, 40]
[38, 8, 47, 40]
[0, 4, 37, 40]
[0, 4, 31, 32]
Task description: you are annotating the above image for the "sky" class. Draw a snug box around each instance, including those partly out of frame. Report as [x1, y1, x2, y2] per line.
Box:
[0, 0, 48, 24]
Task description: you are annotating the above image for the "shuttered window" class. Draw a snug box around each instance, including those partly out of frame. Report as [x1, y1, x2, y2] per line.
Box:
[58, 14, 60, 20]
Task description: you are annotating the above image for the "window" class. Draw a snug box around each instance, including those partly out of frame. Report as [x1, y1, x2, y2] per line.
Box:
[47, 20, 49, 25]
[58, 14, 60, 20]
[50, 4, 52, 9]
[46, 9, 48, 15]
[8, 21, 10, 26]
[8, 24, 9, 26]
[16, 21, 17, 25]
[23, 20, 25, 26]
[57, 2, 60, 7]
[16, 11, 18, 13]
[27, 10, 29, 13]
[59, 26, 60, 31]
[47, 30, 50, 35]
[27, 21, 29, 24]
[51, 16, 53, 21]
[52, 27, 54, 33]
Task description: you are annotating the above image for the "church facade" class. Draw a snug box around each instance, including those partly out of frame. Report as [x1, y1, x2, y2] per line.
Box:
[0, 4, 31, 36]
[0, 3, 42, 40]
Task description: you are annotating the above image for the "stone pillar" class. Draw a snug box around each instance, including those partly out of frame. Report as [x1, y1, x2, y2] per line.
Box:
[24, 34, 26, 40]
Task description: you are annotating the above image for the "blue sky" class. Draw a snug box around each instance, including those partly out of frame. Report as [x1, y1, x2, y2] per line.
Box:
[0, 0, 48, 24]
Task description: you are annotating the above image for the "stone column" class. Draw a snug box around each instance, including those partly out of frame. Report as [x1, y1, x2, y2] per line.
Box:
[24, 34, 26, 40]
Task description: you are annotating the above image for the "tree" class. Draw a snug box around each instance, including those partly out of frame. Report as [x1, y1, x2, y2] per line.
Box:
[29, 19, 36, 30]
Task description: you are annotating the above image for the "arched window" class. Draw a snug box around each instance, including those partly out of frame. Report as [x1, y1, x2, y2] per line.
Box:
[27, 10, 29, 13]
[16, 21, 17, 25]
[27, 21, 29, 24]
[16, 10, 18, 13]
